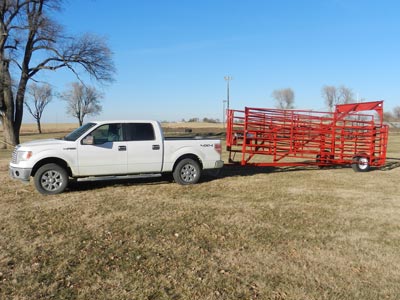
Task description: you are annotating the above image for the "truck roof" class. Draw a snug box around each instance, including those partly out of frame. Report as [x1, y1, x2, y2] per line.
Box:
[90, 120, 159, 125]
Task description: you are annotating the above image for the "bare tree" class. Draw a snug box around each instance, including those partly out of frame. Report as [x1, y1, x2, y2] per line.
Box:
[272, 88, 295, 109]
[62, 82, 103, 126]
[383, 111, 394, 122]
[322, 85, 355, 111]
[393, 106, 400, 120]
[24, 83, 52, 133]
[0, 0, 115, 148]
[338, 85, 354, 104]
[321, 85, 337, 112]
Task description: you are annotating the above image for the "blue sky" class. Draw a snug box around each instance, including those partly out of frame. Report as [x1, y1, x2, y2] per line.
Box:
[27, 0, 400, 123]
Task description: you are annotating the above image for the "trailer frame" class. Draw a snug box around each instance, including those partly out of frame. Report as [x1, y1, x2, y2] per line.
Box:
[226, 101, 389, 171]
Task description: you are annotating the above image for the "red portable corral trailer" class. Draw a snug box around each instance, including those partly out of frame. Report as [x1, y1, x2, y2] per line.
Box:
[226, 101, 388, 171]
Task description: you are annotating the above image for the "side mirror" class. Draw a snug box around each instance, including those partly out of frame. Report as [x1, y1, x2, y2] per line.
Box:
[82, 135, 94, 145]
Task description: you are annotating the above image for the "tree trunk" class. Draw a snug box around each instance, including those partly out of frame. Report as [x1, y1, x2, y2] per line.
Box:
[0, 118, 5, 150]
[1, 114, 18, 149]
[1, 60, 19, 148]
[14, 76, 29, 144]
[37, 119, 42, 134]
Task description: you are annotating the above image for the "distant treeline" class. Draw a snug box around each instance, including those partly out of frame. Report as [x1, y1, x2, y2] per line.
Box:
[182, 118, 221, 123]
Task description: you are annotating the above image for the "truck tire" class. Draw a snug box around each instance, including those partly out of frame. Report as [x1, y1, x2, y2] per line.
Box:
[351, 156, 370, 172]
[173, 158, 201, 185]
[34, 163, 69, 195]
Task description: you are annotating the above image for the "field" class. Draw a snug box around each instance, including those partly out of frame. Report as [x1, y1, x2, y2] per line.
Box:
[1, 124, 400, 299]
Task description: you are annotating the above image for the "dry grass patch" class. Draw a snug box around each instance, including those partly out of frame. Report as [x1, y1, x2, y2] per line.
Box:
[0, 129, 400, 299]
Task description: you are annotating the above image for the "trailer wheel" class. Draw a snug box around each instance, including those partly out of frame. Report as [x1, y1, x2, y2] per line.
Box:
[173, 158, 201, 185]
[316, 151, 333, 168]
[34, 163, 69, 194]
[316, 154, 323, 167]
[352, 156, 370, 172]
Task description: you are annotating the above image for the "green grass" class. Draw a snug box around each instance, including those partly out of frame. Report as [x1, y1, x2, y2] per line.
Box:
[0, 128, 400, 299]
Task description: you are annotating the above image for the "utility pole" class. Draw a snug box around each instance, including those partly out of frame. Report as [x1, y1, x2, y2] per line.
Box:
[222, 99, 227, 129]
[224, 76, 233, 110]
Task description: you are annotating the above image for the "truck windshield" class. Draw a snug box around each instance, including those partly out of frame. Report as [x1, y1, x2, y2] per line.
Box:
[63, 123, 96, 141]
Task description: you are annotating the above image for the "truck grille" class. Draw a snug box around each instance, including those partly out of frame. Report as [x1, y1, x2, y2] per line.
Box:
[11, 148, 18, 164]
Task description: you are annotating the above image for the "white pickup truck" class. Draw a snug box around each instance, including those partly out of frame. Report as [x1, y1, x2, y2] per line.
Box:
[9, 120, 224, 194]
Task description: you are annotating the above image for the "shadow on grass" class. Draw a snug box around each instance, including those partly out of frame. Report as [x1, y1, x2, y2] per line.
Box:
[65, 165, 316, 193]
[380, 157, 400, 171]
[67, 175, 172, 192]
[65, 159, 400, 193]
[211, 164, 339, 180]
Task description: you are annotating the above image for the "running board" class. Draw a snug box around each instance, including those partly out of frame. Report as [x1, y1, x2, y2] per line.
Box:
[77, 173, 162, 182]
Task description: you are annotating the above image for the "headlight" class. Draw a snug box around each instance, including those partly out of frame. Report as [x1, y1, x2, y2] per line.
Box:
[16, 151, 33, 163]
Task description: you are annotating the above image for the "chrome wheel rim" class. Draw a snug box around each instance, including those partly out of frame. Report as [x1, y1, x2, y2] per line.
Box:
[358, 157, 369, 170]
[41, 170, 64, 192]
[180, 164, 197, 183]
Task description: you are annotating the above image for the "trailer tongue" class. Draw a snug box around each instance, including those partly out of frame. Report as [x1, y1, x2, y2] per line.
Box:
[226, 101, 388, 171]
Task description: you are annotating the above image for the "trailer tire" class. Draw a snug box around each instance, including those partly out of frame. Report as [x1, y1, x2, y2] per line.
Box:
[316, 154, 323, 168]
[34, 163, 69, 194]
[173, 158, 201, 185]
[316, 151, 333, 168]
[351, 156, 370, 172]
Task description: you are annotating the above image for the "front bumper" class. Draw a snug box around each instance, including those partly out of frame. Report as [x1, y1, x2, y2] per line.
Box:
[9, 166, 32, 182]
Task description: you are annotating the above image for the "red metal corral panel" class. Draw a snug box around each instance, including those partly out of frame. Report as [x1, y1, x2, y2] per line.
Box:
[226, 101, 389, 170]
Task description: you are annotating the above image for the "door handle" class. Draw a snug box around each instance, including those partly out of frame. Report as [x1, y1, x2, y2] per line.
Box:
[118, 145, 127, 151]
[152, 144, 160, 150]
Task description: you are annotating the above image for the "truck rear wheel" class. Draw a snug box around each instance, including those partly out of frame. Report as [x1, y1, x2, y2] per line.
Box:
[34, 163, 69, 194]
[173, 158, 201, 185]
[351, 156, 370, 172]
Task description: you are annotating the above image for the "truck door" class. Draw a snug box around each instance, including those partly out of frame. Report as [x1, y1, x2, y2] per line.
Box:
[78, 123, 127, 176]
[124, 123, 163, 173]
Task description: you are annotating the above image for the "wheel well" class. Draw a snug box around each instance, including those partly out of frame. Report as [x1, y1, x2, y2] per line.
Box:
[31, 158, 72, 177]
[173, 154, 203, 171]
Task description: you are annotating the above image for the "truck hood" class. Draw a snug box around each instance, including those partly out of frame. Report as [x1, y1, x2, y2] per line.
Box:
[18, 138, 74, 149]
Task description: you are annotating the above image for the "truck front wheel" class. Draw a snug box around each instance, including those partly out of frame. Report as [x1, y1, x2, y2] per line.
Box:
[173, 158, 201, 185]
[34, 163, 69, 195]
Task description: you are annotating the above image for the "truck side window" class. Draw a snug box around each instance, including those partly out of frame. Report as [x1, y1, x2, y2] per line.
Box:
[125, 123, 155, 141]
[89, 124, 123, 144]
[107, 124, 123, 142]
